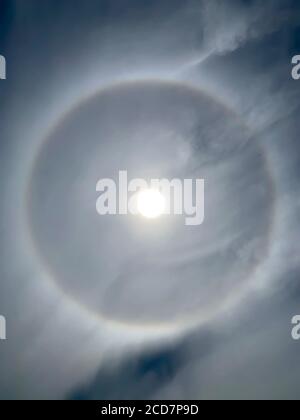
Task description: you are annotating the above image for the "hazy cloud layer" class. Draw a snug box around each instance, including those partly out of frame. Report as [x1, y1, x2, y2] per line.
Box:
[0, 0, 300, 400]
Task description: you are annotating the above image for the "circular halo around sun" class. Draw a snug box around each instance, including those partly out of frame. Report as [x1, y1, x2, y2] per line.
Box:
[137, 189, 166, 219]
[26, 80, 275, 329]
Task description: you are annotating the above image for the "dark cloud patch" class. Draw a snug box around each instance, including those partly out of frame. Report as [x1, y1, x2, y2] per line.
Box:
[70, 346, 186, 400]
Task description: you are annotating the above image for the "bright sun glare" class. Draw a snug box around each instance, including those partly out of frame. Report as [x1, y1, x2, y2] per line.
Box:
[137, 189, 166, 219]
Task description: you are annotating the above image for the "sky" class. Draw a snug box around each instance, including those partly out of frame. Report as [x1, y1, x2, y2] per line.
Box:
[0, 0, 300, 400]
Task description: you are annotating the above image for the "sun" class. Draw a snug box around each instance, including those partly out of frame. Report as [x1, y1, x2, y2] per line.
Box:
[137, 189, 166, 219]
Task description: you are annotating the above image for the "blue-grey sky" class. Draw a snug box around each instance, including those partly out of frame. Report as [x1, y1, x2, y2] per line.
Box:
[0, 0, 300, 400]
